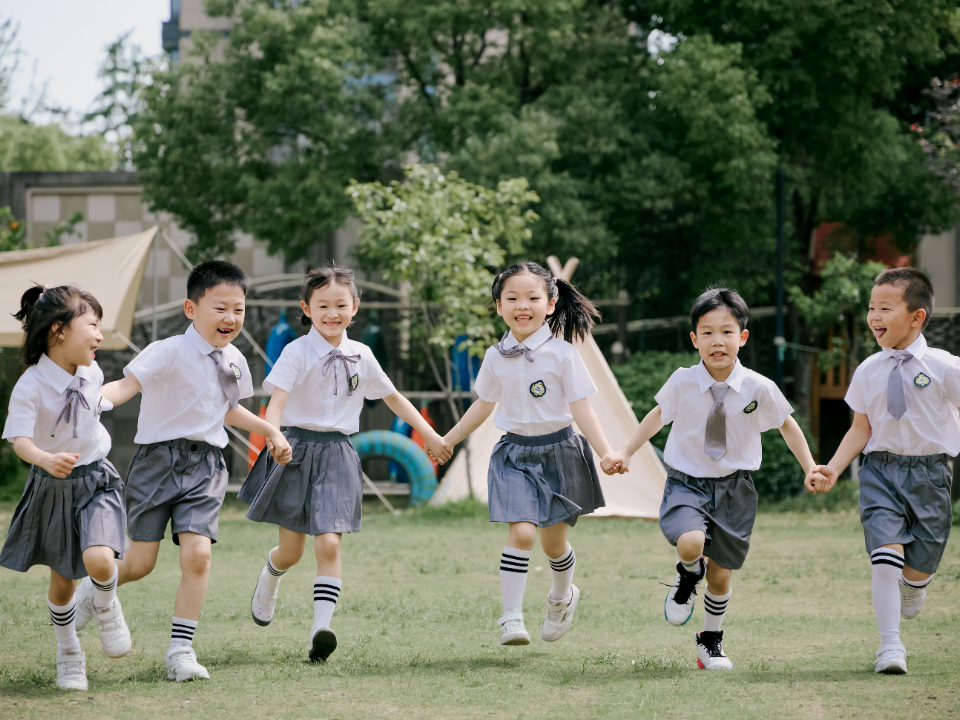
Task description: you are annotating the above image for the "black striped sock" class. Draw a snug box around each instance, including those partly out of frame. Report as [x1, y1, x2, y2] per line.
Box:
[313, 576, 342, 630]
[49, 600, 76, 627]
[548, 546, 576, 602]
[900, 575, 932, 589]
[267, 555, 286, 577]
[500, 547, 531, 613]
[171, 616, 198, 647]
[702, 589, 731, 632]
[871, 548, 905, 570]
[500, 551, 530, 574]
[47, 596, 81, 653]
[91, 567, 118, 609]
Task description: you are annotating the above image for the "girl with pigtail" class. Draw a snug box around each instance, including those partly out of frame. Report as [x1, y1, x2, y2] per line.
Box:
[1, 285, 130, 691]
[444, 261, 613, 646]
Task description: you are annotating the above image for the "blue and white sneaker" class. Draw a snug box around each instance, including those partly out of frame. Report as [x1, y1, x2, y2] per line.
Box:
[664, 557, 705, 626]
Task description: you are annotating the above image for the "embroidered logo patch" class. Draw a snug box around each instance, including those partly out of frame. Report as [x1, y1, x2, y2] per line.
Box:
[529, 380, 547, 398]
[229, 362, 242, 380]
[350, 373, 359, 391]
[914, 372, 931, 388]
[743, 400, 758, 414]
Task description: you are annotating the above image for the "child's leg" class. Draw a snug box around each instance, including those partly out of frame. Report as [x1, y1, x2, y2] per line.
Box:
[170, 532, 212, 649]
[312, 533, 342, 631]
[48, 570, 81, 654]
[702, 559, 732, 632]
[677, 530, 707, 570]
[82, 546, 118, 608]
[501, 522, 536, 613]
[116, 540, 162, 586]
[251, 528, 306, 627]
[539, 522, 574, 601]
[871, 543, 906, 648]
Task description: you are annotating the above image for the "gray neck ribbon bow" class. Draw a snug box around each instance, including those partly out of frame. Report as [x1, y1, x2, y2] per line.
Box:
[51, 378, 90, 438]
[322, 348, 361, 395]
[886, 350, 914, 421]
[703, 384, 729, 460]
[495, 330, 554, 363]
[210, 348, 240, 409]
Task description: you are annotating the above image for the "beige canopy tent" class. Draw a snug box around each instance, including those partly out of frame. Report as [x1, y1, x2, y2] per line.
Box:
[0, 227, 157, 350]
[431, 258, 668, 519]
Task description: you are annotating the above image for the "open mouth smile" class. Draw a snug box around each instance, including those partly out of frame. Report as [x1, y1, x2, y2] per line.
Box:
[873, 325, 886, 339]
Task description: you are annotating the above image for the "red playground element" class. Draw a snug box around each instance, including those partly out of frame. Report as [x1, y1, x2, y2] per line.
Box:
[248, 401, 268, 470]
[410, 403, 438, 473]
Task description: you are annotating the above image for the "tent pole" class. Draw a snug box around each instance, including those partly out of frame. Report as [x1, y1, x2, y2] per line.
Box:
[151, 231, 159, 343]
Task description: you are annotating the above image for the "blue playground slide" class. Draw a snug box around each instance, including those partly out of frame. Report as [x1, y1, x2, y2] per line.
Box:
[351, 430, 438, 506]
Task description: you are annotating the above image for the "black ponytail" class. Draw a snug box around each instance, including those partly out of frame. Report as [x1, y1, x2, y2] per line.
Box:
[300, 264, 361, 327]
[491, 261, 600, 343]
[13, 284, 103, 366]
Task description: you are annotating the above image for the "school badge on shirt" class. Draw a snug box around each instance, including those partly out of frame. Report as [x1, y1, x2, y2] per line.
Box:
[230, 362, 242, 380]
[914, 372, 931, 388]
[350, 374, 359, 391]
[743, 400, 758, 414]
[530, 380, 547, 398]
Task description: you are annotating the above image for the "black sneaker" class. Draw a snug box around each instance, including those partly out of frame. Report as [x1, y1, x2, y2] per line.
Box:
[663, 557, 704, 626]
[696, 630, 733, 670]
[309, 627, 338, 663]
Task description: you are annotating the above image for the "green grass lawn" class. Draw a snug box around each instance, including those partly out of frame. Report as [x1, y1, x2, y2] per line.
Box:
[1, 498, 958, 720]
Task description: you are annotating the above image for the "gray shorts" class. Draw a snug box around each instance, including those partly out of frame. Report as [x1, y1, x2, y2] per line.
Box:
[658, 468, 758, 571]
[125, 438, 228, 545]
[859, 451, 953, 574]
[488, 425, 605, 528]
[239, 427, 363, 535]
[0, 459, 126, 580]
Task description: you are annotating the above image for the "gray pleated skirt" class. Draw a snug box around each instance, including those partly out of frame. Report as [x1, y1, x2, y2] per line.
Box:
[0, 459, 126, 580]
[488, 425, 605, 528]
[239, 427, 364, 535]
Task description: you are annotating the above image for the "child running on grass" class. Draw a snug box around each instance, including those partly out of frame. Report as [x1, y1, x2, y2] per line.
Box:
[601, 287, 822, 670]
[240, 265, 453, 663]
[811, 268, 957, 675]
[75, 260, 293, 682]
[1, 284, 130, 690]
[445, 261, 613, 646]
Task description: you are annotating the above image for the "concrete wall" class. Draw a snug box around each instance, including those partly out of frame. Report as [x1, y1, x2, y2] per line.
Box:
[916, 228, 959, 307]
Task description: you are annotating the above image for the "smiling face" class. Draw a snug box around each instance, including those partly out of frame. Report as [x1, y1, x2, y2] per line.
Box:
[184, 282, 246, 348]
[868, 283, 925, 350]
[301, 281, 359, 346]
[49, 308, 103, 372]
[691, 307, 749, 381]
[496, 271, 557, 343]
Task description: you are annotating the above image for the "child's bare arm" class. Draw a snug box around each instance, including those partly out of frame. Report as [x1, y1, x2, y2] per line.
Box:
[12, 436, 78, 478]
[569, 398, 613, 458]
[382, 390, 452, 464]
[443, 399, 496, 447]
[601, 406, 664, 475]
[777, 415, 821, 493]
[100, 374, 142, 406]
[815, 411, 872, 493]
[264, 388, 290, 429]
[225, 406, 293, 464]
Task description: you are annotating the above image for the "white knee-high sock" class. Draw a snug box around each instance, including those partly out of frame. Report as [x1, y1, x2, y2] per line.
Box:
[900, 574, 933, 591]
[47, 596, 82, 654]
[548, 545, 576, 601]
[170, 616, 198, 649]
[871, 548, 904, 648]
[261, 549, 286, 596]
[500, 547, 531, 613]
[313, 576, 341, 631]
[702, 588, 731, 632]
[91, 565, 118, 609]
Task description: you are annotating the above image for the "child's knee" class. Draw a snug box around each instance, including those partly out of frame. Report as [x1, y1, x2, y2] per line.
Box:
[509, 523, 537, 550]
[676, 530, 706, 559]
[180, 544, 212, 577]
[315, 534, 341, 563]
[81, 546, 116, 580]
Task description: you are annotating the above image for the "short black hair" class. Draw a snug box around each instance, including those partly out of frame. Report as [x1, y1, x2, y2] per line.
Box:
[14, 284, 103, 366]
[875, 267, 934, 329]
[690, 286, 749, 331]
[187, 260, 249, 303]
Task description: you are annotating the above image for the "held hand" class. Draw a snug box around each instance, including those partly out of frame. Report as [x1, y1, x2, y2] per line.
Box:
[268, 431, 293, 465]
[43, 452, 79, 479]
[803, 468, 824, 494]
[600, 450, 628, 475]
[814, 464, 839, 494]
[424, 433, 453, 465]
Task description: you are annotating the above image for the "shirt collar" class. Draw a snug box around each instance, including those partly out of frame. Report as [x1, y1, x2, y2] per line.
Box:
[37, 353, 89, 393]
[186, 323, 216, 356]
[696, 358, 745, 394]
[307, 326, 351, 358]
[881, 333, 927, 362]
[503, 323, 553, 352]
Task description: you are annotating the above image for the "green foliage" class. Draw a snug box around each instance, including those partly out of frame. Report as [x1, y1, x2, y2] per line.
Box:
[0, 347, 25, 498]
[42, 211, 84, 246]
[349, 163, 538, 356]
[0, 115, 114, 171]
[0, 206, 25, 251]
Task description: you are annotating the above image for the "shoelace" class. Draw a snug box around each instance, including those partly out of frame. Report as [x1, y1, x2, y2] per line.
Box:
[699, 633, 725, 657]
[662, 568, 701, 605]
[502, 618, 525, 631]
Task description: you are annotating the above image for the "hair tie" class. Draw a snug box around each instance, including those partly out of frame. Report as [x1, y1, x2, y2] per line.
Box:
[40, 285, 50, 296]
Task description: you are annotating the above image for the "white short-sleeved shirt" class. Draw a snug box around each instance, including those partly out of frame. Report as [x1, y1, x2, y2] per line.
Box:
[124, 323, 254, 447]
[474, 323, 597, 436]
[656, 359, 793, 478]
[845, 334, 960, 456]
[3, 354, 112, 466]
[263, 328, 395, 434]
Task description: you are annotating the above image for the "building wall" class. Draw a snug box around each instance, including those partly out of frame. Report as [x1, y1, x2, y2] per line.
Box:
[916, 228, 959, 307]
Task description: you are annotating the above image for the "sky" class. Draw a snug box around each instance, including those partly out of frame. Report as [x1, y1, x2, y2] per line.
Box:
[0, 0, 168, 119]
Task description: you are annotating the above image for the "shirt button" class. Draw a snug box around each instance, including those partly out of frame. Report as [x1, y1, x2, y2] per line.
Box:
[190, 443, 198, 452]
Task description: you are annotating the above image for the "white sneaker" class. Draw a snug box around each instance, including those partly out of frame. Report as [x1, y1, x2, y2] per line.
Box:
[498, 609, 530, 646]
[165, 645, 210, 681]
[55, 650, 88, 690]
[696, 631, 733, 670]
[74, 577, 95, 631]
[94, 598, 132, 658]
[664, 558, 704, 626]
[899, 580, 927, 620]
[251, 565, 279, 627]
[309, 627, 338, 663]
[875, 644, 907, 674]
[540, 585, 580, 642]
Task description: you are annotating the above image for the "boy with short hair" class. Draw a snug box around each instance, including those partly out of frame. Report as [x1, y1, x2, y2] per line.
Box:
[602, 287, 821, 670]
[78, 260, 292, 681]
[813, 267, 957, 675]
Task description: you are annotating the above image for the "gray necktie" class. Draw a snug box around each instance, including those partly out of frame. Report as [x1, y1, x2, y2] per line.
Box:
[210, 349, 240, 409]
[495, 330, 553, 363]
[887, 350, 913, 421]
[51, 377, 89, 438]
[704, 384, 729, 460]
[322, 348, 361, 395]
